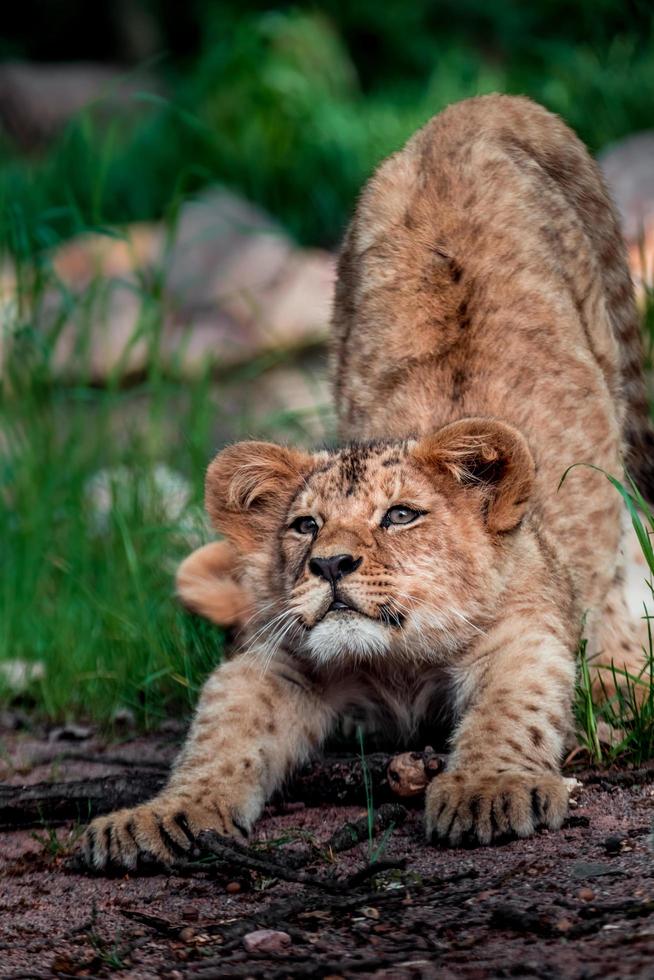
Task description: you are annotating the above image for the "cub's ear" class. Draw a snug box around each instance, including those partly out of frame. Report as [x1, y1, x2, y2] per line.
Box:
[205, 441, 314, 551]
[412, 418, 535, 533]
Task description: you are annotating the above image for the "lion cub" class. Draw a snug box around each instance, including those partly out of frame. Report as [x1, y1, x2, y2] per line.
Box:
[83, 95, 653, 868]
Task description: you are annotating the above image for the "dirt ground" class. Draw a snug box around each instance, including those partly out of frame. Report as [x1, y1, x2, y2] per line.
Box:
[1, 725, 654, 980]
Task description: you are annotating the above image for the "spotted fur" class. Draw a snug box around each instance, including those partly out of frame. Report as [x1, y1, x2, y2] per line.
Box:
[82, 95, 652, 868]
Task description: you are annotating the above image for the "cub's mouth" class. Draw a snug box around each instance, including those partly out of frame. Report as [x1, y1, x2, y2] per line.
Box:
[318, 594, 405, 629]
[328, 597, 356, 613]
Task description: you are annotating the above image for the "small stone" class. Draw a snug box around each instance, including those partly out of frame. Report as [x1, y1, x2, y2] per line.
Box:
[178, 927, 195, 943]
[604, 836, 624, 855]
[577, 887, 595, 902]
[111, 706, 136, 729]
[243, 929, 292, 956]
[0, 658, 46, 693]
[48, 723, 93, 742]
[51, 956, 75, 974]
[226, 881, 241, 894]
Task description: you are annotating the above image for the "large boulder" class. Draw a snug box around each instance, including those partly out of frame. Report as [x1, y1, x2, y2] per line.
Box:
[1, 189, 335, 382]
[599, 132, 654, 299]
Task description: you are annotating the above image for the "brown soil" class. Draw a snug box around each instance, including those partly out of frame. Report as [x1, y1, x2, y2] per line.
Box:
[1, 728, 654, 980]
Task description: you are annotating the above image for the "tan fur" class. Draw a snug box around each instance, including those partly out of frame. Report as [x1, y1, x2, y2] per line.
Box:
[83, 95, 653, 868]
[176, 541, 252, 627]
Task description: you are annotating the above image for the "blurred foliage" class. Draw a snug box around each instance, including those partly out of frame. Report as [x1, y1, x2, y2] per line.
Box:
[1, 2, 654, 247]
[2, 2, 654, 728]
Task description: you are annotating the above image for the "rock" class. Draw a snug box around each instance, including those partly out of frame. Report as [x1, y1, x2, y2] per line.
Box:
[242, 929, 292, 956]
[571, 860, 623, 879]
[0, 709, 30, 731]
[599, 133, 654, 302]
[0, 61, 161, 149]
[554, 917, 573, 933]
[110, 706, 136, 730]
[599, 133, 654, 243]
[0, 659, 46, 693]
[1, 189, 334, 384]
[48, 723, 93, 742]
[594, 720, 627, 749]
[604, 835, 624, 856]
[84, 463, 209, 548]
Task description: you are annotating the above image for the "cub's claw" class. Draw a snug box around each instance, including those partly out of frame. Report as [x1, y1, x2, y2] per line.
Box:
[425, 771, 570, 846]
[81, 796, 246, 872]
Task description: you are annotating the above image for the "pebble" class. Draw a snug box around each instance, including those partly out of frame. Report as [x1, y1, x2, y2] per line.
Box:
[48, 723, 93, 742]
[243, 929, 292, 956]
[604, 835, 624, 855]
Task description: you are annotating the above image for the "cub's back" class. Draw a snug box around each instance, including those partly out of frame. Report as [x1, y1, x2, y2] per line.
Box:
[332, 94, 652, 507]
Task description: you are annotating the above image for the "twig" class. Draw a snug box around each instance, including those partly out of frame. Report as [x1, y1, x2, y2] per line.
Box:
[195, 832, 343, 893]
[580, 764, 654, 788]
[343, 857, 407, 888]
[326, 802, 408, 854]
[0, 752, 422, 830]
[120, 908, 187, 938]
[0, 772, 166, 829]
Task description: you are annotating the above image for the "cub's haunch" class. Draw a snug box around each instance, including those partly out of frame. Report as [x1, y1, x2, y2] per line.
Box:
[82, 95, 653, 869]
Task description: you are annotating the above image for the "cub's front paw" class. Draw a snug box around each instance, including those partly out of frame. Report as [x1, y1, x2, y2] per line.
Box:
[425, 771, 570, 846]
[81, 795, 246, 872]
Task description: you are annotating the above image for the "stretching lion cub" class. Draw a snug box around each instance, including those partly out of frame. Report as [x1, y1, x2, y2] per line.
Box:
[83, 95, 654, 868]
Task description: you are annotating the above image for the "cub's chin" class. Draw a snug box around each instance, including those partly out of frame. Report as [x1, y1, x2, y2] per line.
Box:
[304, 610, 391, 666]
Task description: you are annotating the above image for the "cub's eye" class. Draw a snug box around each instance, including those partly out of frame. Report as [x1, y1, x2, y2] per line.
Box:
[290, 516, 319, 535]
[381, 506, 423, 528]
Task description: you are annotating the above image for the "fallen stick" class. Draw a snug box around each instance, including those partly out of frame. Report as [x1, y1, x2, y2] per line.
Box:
[0, 772, 166, 829]
[196, 830, 343, 893]
[0, 749, 440, 830]
[324, 800, 408, 854]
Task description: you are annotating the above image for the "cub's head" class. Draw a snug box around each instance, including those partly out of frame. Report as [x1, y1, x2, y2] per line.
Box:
[203, 418, 534, 668]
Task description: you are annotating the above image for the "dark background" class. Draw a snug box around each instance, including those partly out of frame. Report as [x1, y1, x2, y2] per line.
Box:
[2, 1, 653, 248]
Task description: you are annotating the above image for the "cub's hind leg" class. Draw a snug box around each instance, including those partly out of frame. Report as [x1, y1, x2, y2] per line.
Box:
[586, 557, 651, 705]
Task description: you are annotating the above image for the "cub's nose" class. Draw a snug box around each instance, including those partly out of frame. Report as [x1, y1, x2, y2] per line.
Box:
[309, 554, 362, 584]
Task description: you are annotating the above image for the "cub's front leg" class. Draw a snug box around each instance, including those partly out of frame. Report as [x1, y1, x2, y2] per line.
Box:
[82, 656, 333, 870]
[427, 612, 576, 846]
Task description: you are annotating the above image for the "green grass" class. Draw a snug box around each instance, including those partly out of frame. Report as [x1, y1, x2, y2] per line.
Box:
[2, 5, 654, 749]
[2, 240, 654, 746]
[0, 233, 328, 727]
[574, 471, 654, 767]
